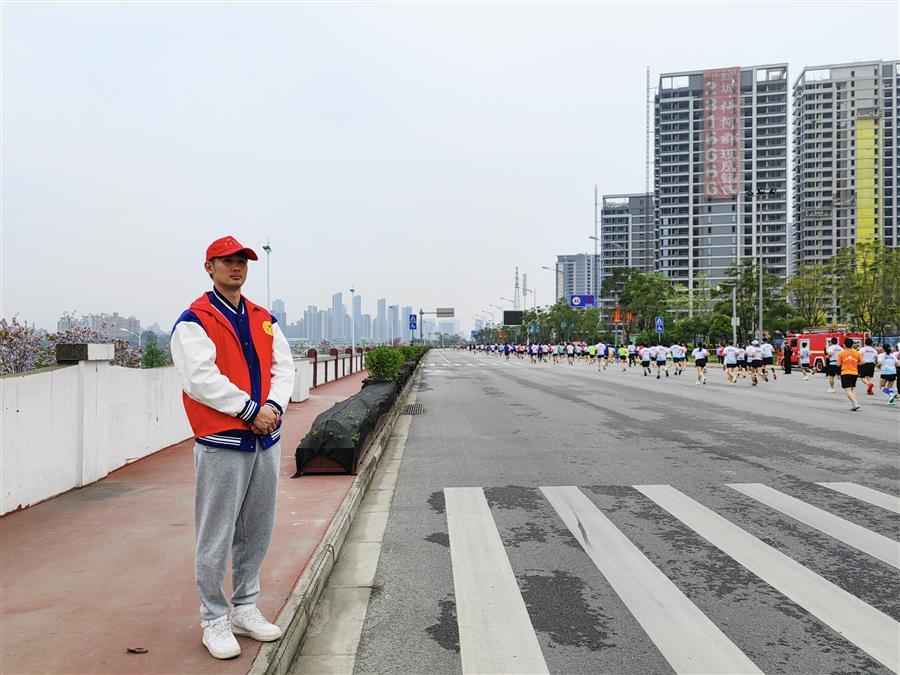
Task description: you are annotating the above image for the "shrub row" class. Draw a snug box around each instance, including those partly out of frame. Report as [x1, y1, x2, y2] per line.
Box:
[365, 345, 430, 382]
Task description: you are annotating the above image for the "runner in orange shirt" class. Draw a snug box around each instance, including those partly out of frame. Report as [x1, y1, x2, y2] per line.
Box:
[836, 337, 863, 411]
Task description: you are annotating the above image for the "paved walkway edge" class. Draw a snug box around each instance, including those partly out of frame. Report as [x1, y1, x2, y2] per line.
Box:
[248, 363, 423, 675]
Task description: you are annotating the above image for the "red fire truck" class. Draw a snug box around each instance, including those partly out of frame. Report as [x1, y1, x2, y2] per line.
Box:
[783, 329, 870, 372]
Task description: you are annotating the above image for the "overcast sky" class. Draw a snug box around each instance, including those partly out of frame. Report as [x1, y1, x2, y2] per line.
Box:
[2, 1, 897, 333]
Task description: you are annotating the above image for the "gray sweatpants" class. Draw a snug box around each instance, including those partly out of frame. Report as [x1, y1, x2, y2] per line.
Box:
[194, 441, 281, 620]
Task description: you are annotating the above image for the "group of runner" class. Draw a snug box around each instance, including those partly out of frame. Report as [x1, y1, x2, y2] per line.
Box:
[467, 337, 899, 410]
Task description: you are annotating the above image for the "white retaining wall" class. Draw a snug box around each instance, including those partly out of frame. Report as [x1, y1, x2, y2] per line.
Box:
[1, 350, 367, 515]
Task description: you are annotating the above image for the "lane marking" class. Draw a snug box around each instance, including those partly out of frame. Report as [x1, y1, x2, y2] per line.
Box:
[444, 487, 549, 675]
[438, 350, 453, 365]
[729, 483, 900, 569]
[635, 485, 900, 673]
[817, 482, 900, 515]
[541, 486, 761, 675]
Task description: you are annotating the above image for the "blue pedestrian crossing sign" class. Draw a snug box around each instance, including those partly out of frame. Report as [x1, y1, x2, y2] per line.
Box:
[655, 316, 665, 333]
[409, 314, 417, 331]
[569, 294, 595, 309]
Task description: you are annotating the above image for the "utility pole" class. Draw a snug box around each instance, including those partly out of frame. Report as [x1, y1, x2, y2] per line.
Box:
[732, 285, 738, 345]
[514, 267, 520, 310]
[594, 184, 599, 303]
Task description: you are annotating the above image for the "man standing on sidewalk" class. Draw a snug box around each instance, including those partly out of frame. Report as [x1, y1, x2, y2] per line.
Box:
[171, 236, 295, 660]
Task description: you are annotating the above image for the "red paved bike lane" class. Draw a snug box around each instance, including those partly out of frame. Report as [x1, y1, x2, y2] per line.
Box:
[1, 372, 366, 674]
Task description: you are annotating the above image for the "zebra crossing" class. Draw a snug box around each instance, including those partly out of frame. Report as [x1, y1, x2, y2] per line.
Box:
[444, 482, 900, 675]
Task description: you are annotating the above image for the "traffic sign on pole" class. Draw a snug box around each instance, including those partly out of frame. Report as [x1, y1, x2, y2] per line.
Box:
[409, 314, 417, 331]
[655, 316, 665, 333]
[568, 294, 595, 309]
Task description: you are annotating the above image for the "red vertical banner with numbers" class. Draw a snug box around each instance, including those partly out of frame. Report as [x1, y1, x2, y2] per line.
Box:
[703, 67, 740, 199]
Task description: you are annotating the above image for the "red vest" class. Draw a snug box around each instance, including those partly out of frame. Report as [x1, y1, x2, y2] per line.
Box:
[182, 293, 274, 439]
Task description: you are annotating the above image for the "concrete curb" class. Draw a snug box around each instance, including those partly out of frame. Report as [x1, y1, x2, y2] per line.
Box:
[248, 360, 424, 675]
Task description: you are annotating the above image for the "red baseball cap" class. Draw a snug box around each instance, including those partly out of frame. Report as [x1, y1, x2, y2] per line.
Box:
[205, 235, 258, 262]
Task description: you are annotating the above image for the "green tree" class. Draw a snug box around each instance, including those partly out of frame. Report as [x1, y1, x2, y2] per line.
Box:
[716, 259, 782, 341]
[619, 272, 671, 334]
[832, 241, 900, 338]
[600, 267, 638, 307]
[141, 333, 170, 368]
[784, 263, 831, 327]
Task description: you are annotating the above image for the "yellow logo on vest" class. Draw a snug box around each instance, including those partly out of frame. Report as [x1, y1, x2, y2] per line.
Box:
[262, 321, 274, 336]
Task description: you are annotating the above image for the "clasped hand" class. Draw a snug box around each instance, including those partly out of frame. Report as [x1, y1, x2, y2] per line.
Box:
[250, 405, 280, 436]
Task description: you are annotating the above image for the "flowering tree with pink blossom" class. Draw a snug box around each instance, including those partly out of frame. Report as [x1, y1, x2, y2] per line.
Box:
[0, 314, 143, 375]
[0, 318, 54, 374]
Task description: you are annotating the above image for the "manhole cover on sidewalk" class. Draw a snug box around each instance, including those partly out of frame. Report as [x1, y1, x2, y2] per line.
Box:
[402, 403, 424, 415]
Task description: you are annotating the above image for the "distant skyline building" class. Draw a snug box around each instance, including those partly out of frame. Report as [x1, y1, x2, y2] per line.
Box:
[388, 304, 400, 344]
[655, 63, 789, 302]
[792, 60, 898, 271]
[271, 298, 286, 325]
[352, 294, 363, 341]
[375, 298, 387, 342]
[57, 312, 142, 340]
[600, 193, 654, 307]
[555, 254, 602, 300]
[401, 305, 413, 342]
[331, 292, 344, 341]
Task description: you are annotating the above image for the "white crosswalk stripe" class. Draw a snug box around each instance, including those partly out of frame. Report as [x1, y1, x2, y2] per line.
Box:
[444, 488, 549, 675]
[441, 481, 898, 674]
[817, 481, 900, 515]
[729, 483, 900, 568]
[637, 484, 900, 673]
[542, 486, 762, 674]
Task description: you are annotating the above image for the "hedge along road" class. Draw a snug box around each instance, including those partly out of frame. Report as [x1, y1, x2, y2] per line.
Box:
[291, 348, 900, 675]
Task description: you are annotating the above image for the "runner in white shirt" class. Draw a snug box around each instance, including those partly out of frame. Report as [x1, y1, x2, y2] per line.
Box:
[723, 343, 739, 384]
[627, 343, 637, 368]
[566, 342, 576, 365]
[597, 342, 608, 371]
[760, 340, 777, 381]
[692, 344, 709, 385]
[746, 340, 764, 386]
[639, 346, 652, 376]
[798, 343, 812, 380]
[736, 345, 747, 379]
[654, 344, 669, 379]
[878, 344, 898, 404]
[825, 337, 843, 393]
[858, 337, 878, 396]
[671, 343, 687, 376]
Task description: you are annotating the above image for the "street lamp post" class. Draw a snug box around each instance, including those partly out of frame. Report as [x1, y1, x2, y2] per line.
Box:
[732, 285, 738, 345]
[119, 328, 142, 348]
[744, 187, 782, 341]
[541, 265, 563, 303]
[262, 240, 272, 310]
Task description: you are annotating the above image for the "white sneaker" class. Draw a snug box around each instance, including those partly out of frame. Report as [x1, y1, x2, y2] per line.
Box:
[231, 604, 282, 642]
[201, 616, 241, 659]
[827, 387, 835, 393]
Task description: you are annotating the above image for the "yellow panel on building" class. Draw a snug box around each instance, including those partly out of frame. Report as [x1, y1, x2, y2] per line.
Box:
[855, 116, 879, 244]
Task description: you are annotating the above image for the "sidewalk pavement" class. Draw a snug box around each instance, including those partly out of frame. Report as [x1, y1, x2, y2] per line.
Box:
[1, 372, 367, 674]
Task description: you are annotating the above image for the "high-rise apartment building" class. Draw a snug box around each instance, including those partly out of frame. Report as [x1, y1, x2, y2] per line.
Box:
[655, 64, 789, 298]
[792, 60, 899, 268]
[555, 254, 602, 301]
[600, 193, 655, 305]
